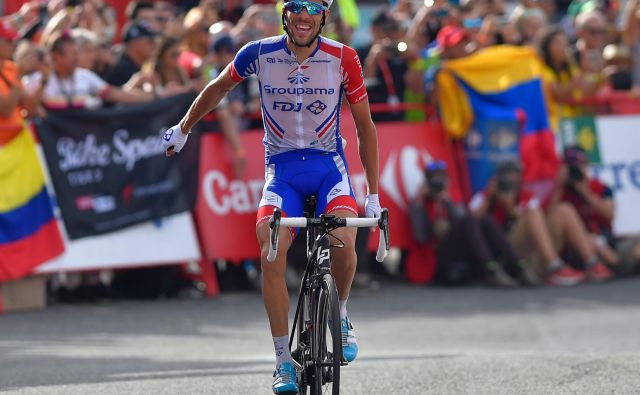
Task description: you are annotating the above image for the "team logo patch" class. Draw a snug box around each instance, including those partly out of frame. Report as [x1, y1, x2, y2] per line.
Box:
[288, 72, 310, 84]
[163, 128, 173, 141]
[288, 66, 310, 84]
[307, 100, 327, 115]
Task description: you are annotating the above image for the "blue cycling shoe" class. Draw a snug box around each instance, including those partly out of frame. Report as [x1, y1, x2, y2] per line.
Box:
[272, 361, 298, 394]
[341, 317, 358, 362]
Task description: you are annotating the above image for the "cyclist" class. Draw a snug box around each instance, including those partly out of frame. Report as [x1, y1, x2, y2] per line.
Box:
[162, 1, 380, 393]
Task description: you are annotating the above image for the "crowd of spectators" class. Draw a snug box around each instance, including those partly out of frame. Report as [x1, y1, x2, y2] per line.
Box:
[2, 0, 640, 298]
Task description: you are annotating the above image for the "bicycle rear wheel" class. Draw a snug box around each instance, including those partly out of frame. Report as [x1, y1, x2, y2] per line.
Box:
[311, 273, 341, 395]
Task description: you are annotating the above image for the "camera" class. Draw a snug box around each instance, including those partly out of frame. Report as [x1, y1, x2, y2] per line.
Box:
[497, 176, 516, 193]
[427, 174, 446, 194]
[568, 164, 585, 182]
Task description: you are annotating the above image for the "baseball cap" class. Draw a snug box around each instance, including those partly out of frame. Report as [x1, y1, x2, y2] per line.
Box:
[437, 25, 468, 50]
[0, 22, 19, 43]
[425, 160, 448, 174]
[123, 22, 156, 43]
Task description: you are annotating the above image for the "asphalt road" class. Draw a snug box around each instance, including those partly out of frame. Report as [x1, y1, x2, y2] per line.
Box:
[2, 278, 640, 394]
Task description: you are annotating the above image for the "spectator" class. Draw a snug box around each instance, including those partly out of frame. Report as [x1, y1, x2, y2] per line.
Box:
[0, 23, 36, 144]
[558, 146, 620, 267]
[232, 5, 279, 46]
[359, 10, 409, 120]
[94, 40, 117, 79]
[31, 31, 160, 110]
[470, 159, 612, 285]
[406, 2, 460, 51]
[621, 0, 640, 89]
[180, 7, 213, 80]
[73, 0, 117, 44]
[154, 1, 184, 38]
[409, 161, 533, 287]
[217, 0, 246, 25]
[194, 0, 221, 29]
[14, 40, 45, 78]
[438, 24, 474, 61]
[536, 26, 594, 132]
[601, 43, 633, 91]
[512, 7, 547, 45]
[207, 33, 248, 120]
[105, 22, 157, 87]
[572, 10, 607, 77]
[137, 36, 195, 96]
[198, 32, 246, 178]
[71, 28, 99, 71]
[15, 40, 50, 119]
[125, 1, 158, 32]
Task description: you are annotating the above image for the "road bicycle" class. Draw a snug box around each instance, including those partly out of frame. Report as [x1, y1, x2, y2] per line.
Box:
[268, 196, 390, 394]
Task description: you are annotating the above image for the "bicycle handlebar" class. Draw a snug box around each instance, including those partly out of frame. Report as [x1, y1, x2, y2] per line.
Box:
[267, 209, 390, 263]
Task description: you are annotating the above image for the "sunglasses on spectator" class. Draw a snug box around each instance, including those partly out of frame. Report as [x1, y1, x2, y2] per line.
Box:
[284, 1, 327, 15]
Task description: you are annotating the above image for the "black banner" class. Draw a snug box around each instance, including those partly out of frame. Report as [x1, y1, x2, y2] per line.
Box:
[37, 93, 200, 240]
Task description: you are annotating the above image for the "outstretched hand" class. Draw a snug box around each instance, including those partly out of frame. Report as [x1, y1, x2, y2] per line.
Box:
[162, 124, 189, 157]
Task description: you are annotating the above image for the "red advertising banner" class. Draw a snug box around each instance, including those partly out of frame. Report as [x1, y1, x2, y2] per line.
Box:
[195, 112, 462, 261]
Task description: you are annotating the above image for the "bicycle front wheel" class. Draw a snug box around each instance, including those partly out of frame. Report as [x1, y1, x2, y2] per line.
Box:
[311, 273, 341, 395]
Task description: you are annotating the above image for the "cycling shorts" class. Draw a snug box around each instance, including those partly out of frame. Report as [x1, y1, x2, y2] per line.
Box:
[256, 149, 358, 228]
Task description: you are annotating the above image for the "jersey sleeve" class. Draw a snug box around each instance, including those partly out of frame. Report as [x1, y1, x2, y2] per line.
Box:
[340, 46, 368, 105]
[230, 41, 261, 82]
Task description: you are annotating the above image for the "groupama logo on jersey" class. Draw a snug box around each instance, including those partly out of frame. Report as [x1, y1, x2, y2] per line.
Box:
[287, 66, 310, 84]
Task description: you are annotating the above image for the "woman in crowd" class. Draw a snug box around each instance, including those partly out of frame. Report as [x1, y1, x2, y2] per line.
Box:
[179, 6, 217, 81]
[138, 36, 195, 96]
[536, 26, 593, 132]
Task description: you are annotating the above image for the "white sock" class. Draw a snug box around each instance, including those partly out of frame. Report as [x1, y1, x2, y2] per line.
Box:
[339, 299, 348, 320]
[273, 335, 292, 367]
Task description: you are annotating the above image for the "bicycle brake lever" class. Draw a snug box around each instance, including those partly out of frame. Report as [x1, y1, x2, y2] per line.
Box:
[376, 209, 390, 262]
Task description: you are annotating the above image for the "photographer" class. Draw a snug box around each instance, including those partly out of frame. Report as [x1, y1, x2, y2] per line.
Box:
[557, 146, 621, 268]
[471, 159, 613, 285]
[409, 161, 535, 287]
[358, 10, 408, 121]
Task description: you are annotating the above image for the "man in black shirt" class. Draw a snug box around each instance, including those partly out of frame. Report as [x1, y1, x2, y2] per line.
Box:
[104, 22, 157, 87]
[357, 10, 408, 121]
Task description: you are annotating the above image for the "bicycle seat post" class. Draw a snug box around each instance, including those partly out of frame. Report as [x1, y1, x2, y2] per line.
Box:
[304, 196, 317, 259]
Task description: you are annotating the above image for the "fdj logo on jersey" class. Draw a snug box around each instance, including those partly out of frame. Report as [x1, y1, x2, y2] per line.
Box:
[273, 101, 302, 112]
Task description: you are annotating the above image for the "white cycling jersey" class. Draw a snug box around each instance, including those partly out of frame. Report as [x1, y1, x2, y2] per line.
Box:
[229, 34, 368, 163]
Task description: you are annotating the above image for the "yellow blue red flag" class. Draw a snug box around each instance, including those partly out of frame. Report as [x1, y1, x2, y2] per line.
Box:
[436, 45, 559, 182]
[0, 127, 64, 281]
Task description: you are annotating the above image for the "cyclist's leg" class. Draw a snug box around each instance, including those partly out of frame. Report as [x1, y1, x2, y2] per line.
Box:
[256, 172, 304, 339]
[317, 154, 360, 362]
[316, 154, 359, 301]
[257, 218, 294, 337]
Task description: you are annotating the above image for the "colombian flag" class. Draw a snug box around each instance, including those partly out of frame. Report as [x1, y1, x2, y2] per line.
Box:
[436, 45, 559, 182]
[0, 127, 64, 281]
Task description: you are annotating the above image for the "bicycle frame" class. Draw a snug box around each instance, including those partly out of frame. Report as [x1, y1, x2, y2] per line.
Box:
[268, 201, 389, 393]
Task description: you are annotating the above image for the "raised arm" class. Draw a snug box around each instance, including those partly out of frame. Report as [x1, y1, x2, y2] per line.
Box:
[179, 65, 241, 133]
